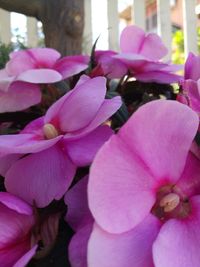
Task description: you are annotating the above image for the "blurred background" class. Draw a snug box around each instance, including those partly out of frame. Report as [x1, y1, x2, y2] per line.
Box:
[0, 0, 199, 64]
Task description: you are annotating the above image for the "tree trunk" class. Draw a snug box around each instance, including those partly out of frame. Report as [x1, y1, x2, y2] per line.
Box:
[0, 0, 84, 55]
[41, 0, 84, 56]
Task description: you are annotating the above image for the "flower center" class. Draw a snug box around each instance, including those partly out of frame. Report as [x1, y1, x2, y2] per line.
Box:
[43, 123, 59, 139]
[151, 184, 191, 221]
[159, 193, 180, 212]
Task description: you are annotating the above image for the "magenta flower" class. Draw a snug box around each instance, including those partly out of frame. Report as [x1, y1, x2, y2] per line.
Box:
[65, 176, 93, 267]
[0, 48, 89, 112]
[178, 53, 200, 114]
[0, 192, 37, 267]
[93, 25, 182, 84]
[88, 100, 200, 267]
[0, 75, 121, 208]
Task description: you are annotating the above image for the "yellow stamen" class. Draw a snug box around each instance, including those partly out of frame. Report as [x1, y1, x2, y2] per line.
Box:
[43, 123, 59, 139]
[159, 193, 180, 213]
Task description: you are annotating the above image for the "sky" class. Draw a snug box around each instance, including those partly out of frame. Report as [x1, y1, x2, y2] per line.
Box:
[10, 0, 133, 48]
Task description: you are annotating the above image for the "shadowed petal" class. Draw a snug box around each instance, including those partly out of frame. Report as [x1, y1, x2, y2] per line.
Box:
[65, 126, 113, 166]
[184, 52, 200, 81]
[14, 245, 38, 267]
[0, 82, 41, 113]
[88, 215, 161, 267]
[65, 176, 93, 231]
[54, 55, 89, 79]
[69, 224, 93, 267]
[5, 145, 76, 207]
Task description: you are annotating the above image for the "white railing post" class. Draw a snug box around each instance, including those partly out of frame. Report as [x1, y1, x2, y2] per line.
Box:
[132, 0, 146, 30]
[107, 0, 119, 51]
[157, 0, 172, 60]
[0, 9, 11, 44]
[183, 0, 197, 58]
[27, 17, 38, 47]
[83, 0, 93, 54]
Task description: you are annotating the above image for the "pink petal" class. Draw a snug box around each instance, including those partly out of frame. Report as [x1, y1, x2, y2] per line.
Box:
[64, 97, 122, 140]
[153, 196, 200, 267]
[14, 245, 38, 267]
[65, 125, 113, 166]
[44, 75, 91, 125]
[0, 69, 14, 92]
[0, 133, 62, 156]
[88, 215, 161, 267]
[65, 176, 93, 231]
[0, 237, 32, 267]
[21, 116, 44, 135]
[0, 82, 41, 113]
[69, 223, 93, 267]
[17, 69, 62, 84]
[183, 80, 200, 113]
[88, 135, 156, 234]
[58, 76, 107, 132]
[119, 100, 199, 183]
[0, 154, 21, 177]
[25, 48, 61, 67]
[120, 25, 145, 54]
[134, 71, 182, 84]
[139, 32, 168, 60]
[175, 152, 200, 198]
[184, 52, 200, 81]
[6, 50, 36, 76]
[54, 55, 89, 79]
[5, 144, 76, 207]
[0, 192, 33, 215]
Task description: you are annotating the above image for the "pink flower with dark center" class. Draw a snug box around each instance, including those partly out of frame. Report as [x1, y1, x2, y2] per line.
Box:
[0, 48, 89, 112]
[0, 192, 37, 267]
[88, 100, 200, 267]
[93, 25, 182, 84]
[0, 75, 121, 208]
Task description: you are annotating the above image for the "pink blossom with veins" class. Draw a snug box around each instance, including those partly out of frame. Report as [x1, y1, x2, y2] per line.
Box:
[88, 100, 200, 267]
[93, 25, 182, 84]
[0, 75, 121, 208]
[0, 192, 37, 267]
[0, 47, 89, 112]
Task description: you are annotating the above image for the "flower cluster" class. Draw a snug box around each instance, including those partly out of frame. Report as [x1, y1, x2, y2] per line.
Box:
[0, 25, 200, 267]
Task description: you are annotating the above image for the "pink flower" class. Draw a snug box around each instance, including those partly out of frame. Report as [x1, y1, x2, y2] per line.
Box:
[178, 53, 200, 114]
[65, 176, 93, 267]
[0, 75, 121, 208]
[88, 100, 200, 267]
[0, 48, 89, 112]
[0, 192, 37, 267]
[93, 25, 182, 84]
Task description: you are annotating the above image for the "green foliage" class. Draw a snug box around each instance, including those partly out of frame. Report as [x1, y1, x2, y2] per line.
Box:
[172, 30, 185, 65]
[172, 27, 200, 64]
[0, 36, 28, 69]
[0, 42, 13, 69]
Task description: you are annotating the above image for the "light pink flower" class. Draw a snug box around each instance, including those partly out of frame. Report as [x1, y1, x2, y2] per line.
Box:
[0, 75, 121, 208]
[93, 25, 182, 84]
[88, 100, 200, 267]
[0, 48, 89, 112]
[0, 192, 37, 267]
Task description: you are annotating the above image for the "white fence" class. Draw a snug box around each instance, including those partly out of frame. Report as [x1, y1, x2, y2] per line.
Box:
[0, 0, 198, 59]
